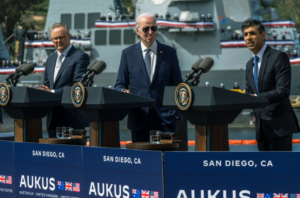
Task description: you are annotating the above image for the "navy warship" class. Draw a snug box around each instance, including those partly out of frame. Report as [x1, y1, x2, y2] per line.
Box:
[2, 0, 298, 95]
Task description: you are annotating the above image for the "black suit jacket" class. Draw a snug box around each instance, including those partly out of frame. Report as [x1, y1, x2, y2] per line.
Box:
[245, 45, 299, 141]
[43, 45, 89, 129]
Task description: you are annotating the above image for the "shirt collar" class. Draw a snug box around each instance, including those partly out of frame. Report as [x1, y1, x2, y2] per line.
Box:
[252, 44, 267, 61]
[57, 44, 72, 57]
[141, 40, 157, 54]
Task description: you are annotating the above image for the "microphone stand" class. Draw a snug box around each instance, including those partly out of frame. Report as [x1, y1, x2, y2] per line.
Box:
[191, 70, 204, 86]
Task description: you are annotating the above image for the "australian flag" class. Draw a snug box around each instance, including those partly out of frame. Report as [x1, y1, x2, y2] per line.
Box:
[132, 189, 141, 198]
[57, 181, 65, 190]
[257, 193, 272, 198]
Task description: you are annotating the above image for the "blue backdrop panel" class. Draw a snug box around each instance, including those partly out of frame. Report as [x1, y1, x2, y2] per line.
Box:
[82, 147, 163, 198]
[14, 142, 84, 198]
[165, 152, 299, 198]
[0, 141, 15, 197]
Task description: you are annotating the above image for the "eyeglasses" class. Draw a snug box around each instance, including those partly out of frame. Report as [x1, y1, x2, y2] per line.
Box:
[139, 26, 158, 33]
[51, 36, 66, 41]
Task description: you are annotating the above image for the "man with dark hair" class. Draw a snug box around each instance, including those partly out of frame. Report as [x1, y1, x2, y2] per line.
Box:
[242, 19, 299, 151]
[39, 23, 89, 137]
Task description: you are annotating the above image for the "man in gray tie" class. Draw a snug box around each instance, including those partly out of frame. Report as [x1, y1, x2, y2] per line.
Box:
[114, 13, 183, 142]
[39, 23, 89, 137]
[243, 19, 299, 151]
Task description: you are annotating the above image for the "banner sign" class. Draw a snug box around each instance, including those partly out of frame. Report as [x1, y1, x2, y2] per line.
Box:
[82, 147, 163, 198]
[0, 141, 163, 198]
[0, 141, 15, 197]
[14, 142, 84, 198]
[164, 152, 300, 198]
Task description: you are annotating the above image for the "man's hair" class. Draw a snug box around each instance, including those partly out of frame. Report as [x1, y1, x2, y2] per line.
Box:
[135, 12, 157, 28]
[50, 23, 70, 34]
[241, 19, 265, 34]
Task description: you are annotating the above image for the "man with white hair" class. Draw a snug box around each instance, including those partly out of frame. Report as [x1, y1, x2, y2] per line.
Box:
[115, 13, 183, 142]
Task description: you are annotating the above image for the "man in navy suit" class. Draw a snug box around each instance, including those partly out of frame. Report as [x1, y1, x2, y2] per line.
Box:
[39, 23, 89, 137]
[114, 13, 183, 142]
[243, 19, 299, 151]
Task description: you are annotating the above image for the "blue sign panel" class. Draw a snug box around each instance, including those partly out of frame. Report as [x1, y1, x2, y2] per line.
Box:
[82, 147, 163, 198]
[14, 142, 84, 198]
[0, 141, 15, 197]
[165, 152, 300, 198]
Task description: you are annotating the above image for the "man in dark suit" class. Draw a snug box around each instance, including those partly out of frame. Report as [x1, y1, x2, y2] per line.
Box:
[243, 19, 299, 151]
[39, 23, 89, 137]
[114, 13, 183, 142]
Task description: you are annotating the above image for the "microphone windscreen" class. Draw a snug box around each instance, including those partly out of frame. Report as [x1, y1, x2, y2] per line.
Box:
[199, 57, 214, 73]
[20, 64, 34, 75]
[87, 60, 98, 71]
[191, 59, 203, 71]
[92, 61, 106, 74]
[15, 64, 27, 72]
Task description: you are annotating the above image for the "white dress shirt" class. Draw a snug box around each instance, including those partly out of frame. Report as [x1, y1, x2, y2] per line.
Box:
[141, 40, 157, 82]
[252, 44, 267, 76]
[51, 44, 72, 93]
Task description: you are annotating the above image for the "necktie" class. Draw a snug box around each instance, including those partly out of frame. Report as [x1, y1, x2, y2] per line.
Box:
[53, 54, 63, 83]
[145, 49, 151, 80]
[253, 56, 259, 93]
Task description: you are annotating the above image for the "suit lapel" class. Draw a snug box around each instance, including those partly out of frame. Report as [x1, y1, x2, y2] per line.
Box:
[258, 45, 270, 92]
[247, 58, 257, 94]
[54, 46, 75, 84]
[151, 41, 164, 86]
[135, 42, 150, 85]
[49, 53, 57, 88]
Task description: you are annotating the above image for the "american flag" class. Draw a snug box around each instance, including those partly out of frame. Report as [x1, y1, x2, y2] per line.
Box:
[141, 190, 150, 198]
[132, 189, 141, 198]
[72, 183, 80, 192]
[0, 175, 5, 184]
[65, 182, 73, 191]
[5, 176, 12, 185]
[150, 191, 159, 198]
[273, 193, 289, 198]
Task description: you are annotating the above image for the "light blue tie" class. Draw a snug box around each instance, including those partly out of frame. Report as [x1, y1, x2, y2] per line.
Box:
[145, 49, 151, 80]
[254, 56, 259, 93]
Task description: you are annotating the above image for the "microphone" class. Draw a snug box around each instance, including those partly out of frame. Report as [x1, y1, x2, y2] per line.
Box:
[11, 64, 34, 86]
[5, 64, 28, 85]
[184, 59, 203, 83]
[80, 60, 98, 83]
[84, 61, 106, 86]
[191, 57, 214, 86]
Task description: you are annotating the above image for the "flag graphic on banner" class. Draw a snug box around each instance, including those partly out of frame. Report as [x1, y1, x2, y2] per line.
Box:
[141, 190, 150, 198]
[273, 193, 288, 198]
[257, 193, 272, 198]
[0, 175, 5, 183]
[57, 181, 65, 190]
[289, 194, 300, 198]
[150, 191, 159, 198]
[5, 176, 12, 184]
[72, 182, 80, 192]
[65, 182, 73, 191]
[132, 189, 141, 198]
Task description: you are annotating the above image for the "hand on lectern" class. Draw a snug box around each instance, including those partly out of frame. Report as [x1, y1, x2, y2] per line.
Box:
[122, 89, 130, 93]
[38, 85, 51, 92]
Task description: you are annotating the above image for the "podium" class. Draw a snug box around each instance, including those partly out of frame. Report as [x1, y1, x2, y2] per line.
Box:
[2, 87, 62, 142]
[163, 86, 268, 151]
[61, 87, 155, 148]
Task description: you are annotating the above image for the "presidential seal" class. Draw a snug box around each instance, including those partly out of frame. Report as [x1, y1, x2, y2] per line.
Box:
[175, 83, 192, 110]
[71, 82, 85, 107]
[0, 83, 10, 106]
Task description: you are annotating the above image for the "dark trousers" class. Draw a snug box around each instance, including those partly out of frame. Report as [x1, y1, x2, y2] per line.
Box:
[257, 127, 293, 151]
[131, 108, 177, 142]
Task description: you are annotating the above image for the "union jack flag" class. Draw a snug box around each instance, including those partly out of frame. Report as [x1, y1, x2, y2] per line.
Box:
[141, 190, 150, 198]
[273, 193, 288, 198]
[0, 175, 5, 184]
[65, 182, 73, 191]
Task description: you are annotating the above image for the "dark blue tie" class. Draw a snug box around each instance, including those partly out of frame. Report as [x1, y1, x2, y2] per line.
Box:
[254, 56, 259, 93]
[145, 49, 151, 80]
